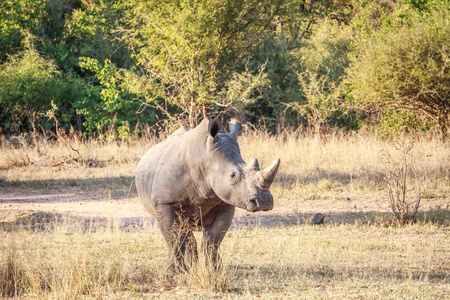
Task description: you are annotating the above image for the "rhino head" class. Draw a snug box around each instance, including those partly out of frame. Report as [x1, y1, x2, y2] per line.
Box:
[202, 118, 280, 212]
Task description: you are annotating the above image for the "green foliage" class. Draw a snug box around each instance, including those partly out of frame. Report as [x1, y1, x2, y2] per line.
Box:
[0, 44, 83, 134]
[123, 0, 286, 127]
[289, 19, 355, 133]
[296, 70, 339, 133]
[0, 0, 447, 138]
[0, 48, 58, 109]
[0, 0, 138, 137]
[78, 57, 155, 137]
[349, 0, 399, 33]
[0, 0, 81, 62]
[63, 0, 131, 68]
[380, 109, 432, 140]
[241, 35, 301, 130]
[348, 2, 450, 138]
[0, 0, 45, 62]
[297, 19, 352, 83]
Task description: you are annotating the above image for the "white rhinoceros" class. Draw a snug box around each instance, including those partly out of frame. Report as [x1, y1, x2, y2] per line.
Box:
[136, 118, 280, 275]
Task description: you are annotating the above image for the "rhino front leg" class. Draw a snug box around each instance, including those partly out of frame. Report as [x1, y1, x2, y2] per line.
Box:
[156, 204, 197, 276]
[202, 203, 235, 267]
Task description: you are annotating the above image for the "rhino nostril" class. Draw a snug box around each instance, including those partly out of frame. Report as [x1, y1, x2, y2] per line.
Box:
[248, 195, 259, 209]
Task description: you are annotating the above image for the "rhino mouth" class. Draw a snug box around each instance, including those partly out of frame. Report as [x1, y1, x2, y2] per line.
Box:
[247, 193, 273, 212]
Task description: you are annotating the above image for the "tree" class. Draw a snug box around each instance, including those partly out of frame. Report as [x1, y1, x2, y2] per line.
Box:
[0, 0, 46, 62]
[287, 18, 353, 135]
[0, 42, 83, 147]
[347, 3, 450, 139]
[62, 0, 132, 69]
[241, 1, 357, 132]
[122, 0, 285, 127]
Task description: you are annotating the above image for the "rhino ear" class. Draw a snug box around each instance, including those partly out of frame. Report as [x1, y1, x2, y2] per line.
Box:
[208, 118, 221, 138]
[229, 118, 241, 139]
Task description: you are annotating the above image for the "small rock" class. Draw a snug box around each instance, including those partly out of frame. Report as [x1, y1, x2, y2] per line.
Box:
[312, 213, 325, 225]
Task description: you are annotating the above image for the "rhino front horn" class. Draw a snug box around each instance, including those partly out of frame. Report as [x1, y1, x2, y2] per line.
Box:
[257, 158, 280, 188]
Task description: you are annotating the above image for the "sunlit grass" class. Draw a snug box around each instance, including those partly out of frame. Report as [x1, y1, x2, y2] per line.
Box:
[1, 129, 449, 298]
[1, 219, 449, 299]
[2, 130, 449, 199]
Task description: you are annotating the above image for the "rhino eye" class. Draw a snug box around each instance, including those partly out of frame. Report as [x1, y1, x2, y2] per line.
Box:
[229, 171, 240, 184]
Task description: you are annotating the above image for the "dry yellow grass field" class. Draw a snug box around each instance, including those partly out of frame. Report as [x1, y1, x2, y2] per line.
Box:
[1, 130, 449, 299]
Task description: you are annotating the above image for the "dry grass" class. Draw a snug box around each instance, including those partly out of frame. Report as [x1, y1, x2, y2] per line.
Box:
[1, 129, 449, 298]
[0, 134, 154, 180]
[1, 219, 448, 299]
[0, 220, 165, 298]
[222, 224, 449, 299]
[238, 130, 450, 219]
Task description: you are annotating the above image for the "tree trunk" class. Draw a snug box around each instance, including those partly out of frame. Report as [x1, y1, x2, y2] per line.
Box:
[76, 113, 82, 132]
[188, 94, 198, 128]
[188, 102, 195, 128]
[31, 110, 42, 156]
[202, 103, 207, 120]
[439, 111, 449, 141]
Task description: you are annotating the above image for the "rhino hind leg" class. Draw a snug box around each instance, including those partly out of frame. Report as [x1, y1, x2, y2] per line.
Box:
[178, 230, 198, 271]
[165, 230, 197, 277]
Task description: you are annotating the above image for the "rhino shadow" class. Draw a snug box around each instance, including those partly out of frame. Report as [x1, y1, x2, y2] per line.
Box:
[0, 211, 157, 233]
[2, 208, 448, 232]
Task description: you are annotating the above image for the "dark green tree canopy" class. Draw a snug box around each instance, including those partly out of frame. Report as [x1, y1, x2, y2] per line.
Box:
[0, 0, 448, 138]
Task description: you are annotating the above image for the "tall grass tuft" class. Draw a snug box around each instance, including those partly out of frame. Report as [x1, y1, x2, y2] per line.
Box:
[163, 213, 232, 292]
[0, 232, 29, 297]
[184, 246, 232, 292]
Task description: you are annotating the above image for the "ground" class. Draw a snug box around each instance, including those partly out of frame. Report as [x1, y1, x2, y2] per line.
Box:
[1, 135, 449, 298]
[1, 189, 446, 228]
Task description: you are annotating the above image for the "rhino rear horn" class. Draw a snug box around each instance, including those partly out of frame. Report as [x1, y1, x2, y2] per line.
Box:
[257, 159, 280, 188]
[229, 118, 241, 139]
[245, 158, 260, 171]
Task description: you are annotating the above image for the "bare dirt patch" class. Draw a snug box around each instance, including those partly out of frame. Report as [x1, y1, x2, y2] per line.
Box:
[0, 193, 147, 221]
[1, 190, 447, 229]
[0, 191, 325, 231]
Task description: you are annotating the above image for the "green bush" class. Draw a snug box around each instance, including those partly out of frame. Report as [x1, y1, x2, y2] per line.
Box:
[0, 45, 83, 135]
[348, 2, 450, 138]
[77, 57, 155, 137]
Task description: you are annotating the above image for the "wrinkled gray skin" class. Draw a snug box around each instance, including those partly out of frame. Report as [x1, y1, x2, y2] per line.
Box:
[136, 118, 280, 275]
